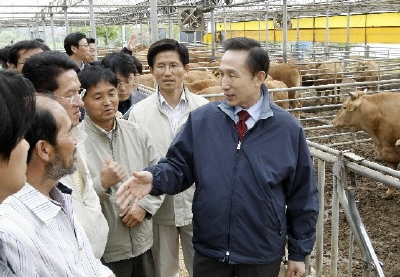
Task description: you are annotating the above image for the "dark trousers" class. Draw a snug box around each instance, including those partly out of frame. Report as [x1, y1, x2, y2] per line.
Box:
[193, 251, 281, 277]
[102, 249, 155, 277]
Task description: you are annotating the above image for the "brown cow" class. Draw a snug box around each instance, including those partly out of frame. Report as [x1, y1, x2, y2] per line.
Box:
[287, 59, 314, 86]
[264, 80, 290, 110]
[353, 60, 379, 91]
[305, 59, 344, 105]
[133, 44, 149, 52]
[185, 79, 220, 93]
[332, 90, 400, 199]
[197, 86, 224, 102]
[268, 63, 302, 118]
[184, 70, 217, 83]
[138, 74, 156, 88]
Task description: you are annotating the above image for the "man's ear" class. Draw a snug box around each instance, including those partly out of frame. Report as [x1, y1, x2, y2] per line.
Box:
[184, 64, 190, 75]
[71, 45, 78, 54]
[149, 66, 154, 76]
[35, 140, 53, 163]
[255, 71, 267, 86]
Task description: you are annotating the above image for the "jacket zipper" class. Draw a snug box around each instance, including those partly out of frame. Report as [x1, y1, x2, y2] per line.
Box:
[225, 134, 243, 263]
[108, 132, 115, 159]
[224, 251, 230, 262]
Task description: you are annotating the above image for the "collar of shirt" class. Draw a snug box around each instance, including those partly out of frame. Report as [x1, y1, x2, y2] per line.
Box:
[158, 89, 187, 111]
[88, 118, 117, 142]
[234, 93, 264, 129]
[15, 183, 69, 225]
[157, 89, 188, 135]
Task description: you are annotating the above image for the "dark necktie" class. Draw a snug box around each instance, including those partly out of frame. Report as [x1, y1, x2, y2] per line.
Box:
[237, 110, 250, 141]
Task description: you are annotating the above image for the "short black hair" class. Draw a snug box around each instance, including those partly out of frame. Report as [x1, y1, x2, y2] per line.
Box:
[25, 97, 59, 163]
[22, 50, 78, 92]
[34, 38, 51, 51]
[64, 32, 86, 56]
[223, 37, 270, 77]
[0, 46, 11, 69]
[8, 40, 48, 67]
[86, 38, 96, 44]
[0, 71, 36, 163]
[131, 55, 143, 74]
[147, 39, 189, 67]
[78, 65, 118, 92]
[102, 52, 138, 78]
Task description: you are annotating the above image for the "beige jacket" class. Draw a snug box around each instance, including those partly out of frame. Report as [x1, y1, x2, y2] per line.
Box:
[59, 127, 109, 259]
[129, 87, 208, 226]
[78, 117, 161, 263]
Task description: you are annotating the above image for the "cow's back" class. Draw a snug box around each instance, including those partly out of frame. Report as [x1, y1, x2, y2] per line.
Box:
[268, 63, 301, 88]
[314, 59, 344, 85]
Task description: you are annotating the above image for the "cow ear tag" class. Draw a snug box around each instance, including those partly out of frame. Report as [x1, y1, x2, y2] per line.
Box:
[348, 105, 355, 112]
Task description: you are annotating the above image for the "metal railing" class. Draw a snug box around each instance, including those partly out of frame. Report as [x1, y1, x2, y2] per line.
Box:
[306, 141, 400, 277]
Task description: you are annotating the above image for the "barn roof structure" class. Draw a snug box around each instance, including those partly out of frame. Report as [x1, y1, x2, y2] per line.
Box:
[0, 0, 399, 29]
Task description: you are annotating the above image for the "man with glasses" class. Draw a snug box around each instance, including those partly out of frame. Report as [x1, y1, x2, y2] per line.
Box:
[64, 32, 90, 72]
[127, 38, 208, 277]
[22, 50, 110, 260]
[102, 52, 149, 118]
[86, 38, 101, 66]
[7, 39, 48, 73]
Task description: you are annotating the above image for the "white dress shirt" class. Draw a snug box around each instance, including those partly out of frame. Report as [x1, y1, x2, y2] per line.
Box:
[159, 90, 188, 135]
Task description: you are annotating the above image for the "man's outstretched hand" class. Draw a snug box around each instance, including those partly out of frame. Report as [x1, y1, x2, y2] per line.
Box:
[116, 171, 153, 210]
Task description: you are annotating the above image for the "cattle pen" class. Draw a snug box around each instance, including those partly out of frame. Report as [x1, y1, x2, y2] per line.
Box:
[307, 141, 400, 277]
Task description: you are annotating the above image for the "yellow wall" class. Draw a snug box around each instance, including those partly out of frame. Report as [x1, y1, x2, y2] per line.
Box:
[208, 12, 400, 44]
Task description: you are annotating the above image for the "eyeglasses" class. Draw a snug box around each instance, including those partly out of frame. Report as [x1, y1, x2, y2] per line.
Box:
[78, 44, 89, 48]
[154, 63, 183, 73]
[117, 77, 138, 88]
[36, 88, 86, 105]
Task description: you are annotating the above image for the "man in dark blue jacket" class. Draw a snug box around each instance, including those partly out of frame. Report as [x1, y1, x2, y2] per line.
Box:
[116, 37, 319, 277]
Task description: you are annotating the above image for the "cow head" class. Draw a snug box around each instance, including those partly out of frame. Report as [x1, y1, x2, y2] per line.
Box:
[348, 89, 366, 99]
[304, 60, 322, 79]
[356, 61, 367, 70]
[332, 90, 365, 131]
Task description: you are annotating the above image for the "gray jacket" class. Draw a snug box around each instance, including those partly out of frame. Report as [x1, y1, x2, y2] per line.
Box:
[129, 87, 208, 226]
[78, 117, 161, 263]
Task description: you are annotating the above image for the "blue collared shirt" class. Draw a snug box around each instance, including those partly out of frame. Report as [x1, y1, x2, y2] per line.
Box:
[233, 93, 264, 130]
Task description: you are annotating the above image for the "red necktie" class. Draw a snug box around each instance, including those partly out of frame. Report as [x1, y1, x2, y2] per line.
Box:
[237, 110, 250, 141]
